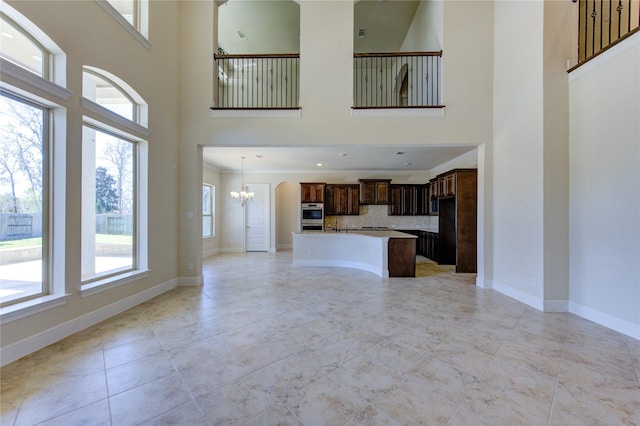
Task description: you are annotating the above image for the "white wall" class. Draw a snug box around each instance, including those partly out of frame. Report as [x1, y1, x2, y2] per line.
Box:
[569, 34, 640, 339]
[1, 1, 180, 353]
[491, 0, 545, 307]
[400, 0, 443, 51]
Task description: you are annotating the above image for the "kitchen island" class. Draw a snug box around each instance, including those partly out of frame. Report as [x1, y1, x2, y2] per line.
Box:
[292, 230, 417, 277]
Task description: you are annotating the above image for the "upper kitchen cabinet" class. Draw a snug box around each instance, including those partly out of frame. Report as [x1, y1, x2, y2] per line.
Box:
[389, 184, 429, 216]
[300, 182, 326, 203]
[325, 184, 359, 215]
[358, 179, 391, 205]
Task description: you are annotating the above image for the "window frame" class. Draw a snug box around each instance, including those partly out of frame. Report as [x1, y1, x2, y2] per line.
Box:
[83, 68, 139, 123]
[96, 0, 150, 49]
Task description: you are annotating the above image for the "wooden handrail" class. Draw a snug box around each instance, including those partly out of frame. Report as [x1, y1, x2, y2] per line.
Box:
[214, 53, 300, 60]
[354, 51, 442, 58]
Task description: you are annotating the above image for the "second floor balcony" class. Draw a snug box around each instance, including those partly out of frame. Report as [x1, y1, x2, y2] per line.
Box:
[212, 51, 443, 110]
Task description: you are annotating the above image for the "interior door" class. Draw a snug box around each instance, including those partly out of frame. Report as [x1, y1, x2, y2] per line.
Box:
[245, 183, 269, 252]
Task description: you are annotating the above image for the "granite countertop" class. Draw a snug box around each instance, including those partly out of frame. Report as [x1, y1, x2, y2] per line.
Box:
[298, 230, 417, 238]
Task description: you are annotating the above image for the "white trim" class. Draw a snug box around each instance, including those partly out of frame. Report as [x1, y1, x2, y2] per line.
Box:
[569, 31, 640, 81]
[0, 293, 70, 324]
[221, 247, 245, 253]
[0, 58, 72, 102]
[0, 278, 177, 367]
[80, 269, 151, 298]
[82, 98, 150, 138]
[543, 300, 569, 313]
[211, 109, 301, 119]
[490, 280, 544, 311]
[476, 277, 492, 288]
[569, 301, 640, 341]
[351, 108, 445, 118]
[95, 0, 151, 50]
[178, 275, 203, 286]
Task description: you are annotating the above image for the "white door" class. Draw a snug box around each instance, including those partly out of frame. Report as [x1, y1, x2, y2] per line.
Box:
[245, 183, 269, 252]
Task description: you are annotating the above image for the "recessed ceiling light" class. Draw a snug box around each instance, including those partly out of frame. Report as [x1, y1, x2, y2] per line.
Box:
[316, 163, 323, 167]
[396, 151, 406, 155]
[404, 162, 412, 166]
[338, 153, 347, 157]
[255, 154, 263, 159]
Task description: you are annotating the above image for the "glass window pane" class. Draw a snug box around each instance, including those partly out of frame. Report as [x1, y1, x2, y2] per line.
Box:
[83, 71, 134, 121]
[0, 16, 45, 77]
[202, 216, 212, 238]
[106, 0, 136, 27]
[202, 185, 211, 215]
[0, 94, 45, 304]
[82, 127, 134, 281]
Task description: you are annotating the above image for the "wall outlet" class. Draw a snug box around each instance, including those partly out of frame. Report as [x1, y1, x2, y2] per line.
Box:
[187, 263, 193, 270]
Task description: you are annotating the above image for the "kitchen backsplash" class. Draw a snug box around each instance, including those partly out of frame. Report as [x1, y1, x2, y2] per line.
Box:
[324, 205, 439, 232]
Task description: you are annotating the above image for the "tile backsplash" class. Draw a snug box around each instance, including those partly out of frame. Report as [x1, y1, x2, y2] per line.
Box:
[324, 205, 438, 232]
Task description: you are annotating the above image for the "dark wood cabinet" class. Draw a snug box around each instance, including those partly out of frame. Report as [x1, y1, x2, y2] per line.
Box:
[300, 182, 326, 203]
[325, 184, 359, 215]
[437, 169, 477, 273]
[358, 179, 391, 205]
[388, 238, 416, 277]
[389, 184, 429, 216]
[428, 179, 439, 216]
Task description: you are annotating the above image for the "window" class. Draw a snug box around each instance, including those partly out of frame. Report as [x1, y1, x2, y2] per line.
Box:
[106, 0, 137, 28]
[0, 14, 48, 78]
[80, 67, 148, 293]
[97, 0, 150, 47]
[0, 93, 47, 306]
[81, 126, 136, 282]
[0, 6, 68, 315]
[83, 69, 136, 121]
[203, 184, 215, 238]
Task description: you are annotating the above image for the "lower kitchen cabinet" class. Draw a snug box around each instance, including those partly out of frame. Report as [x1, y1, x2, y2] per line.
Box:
[388, 238, 416, 277]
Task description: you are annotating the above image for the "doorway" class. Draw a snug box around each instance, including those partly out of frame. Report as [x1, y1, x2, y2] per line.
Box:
[244, 183, 270, 252]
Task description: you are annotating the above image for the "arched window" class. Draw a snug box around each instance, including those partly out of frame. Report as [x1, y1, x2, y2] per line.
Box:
[80, 67, 148, 293]
[0, 14, 48, 77]
[97, 0, 150, 48]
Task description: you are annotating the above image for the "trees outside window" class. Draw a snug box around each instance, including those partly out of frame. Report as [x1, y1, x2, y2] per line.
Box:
[0, 93, 46, 305]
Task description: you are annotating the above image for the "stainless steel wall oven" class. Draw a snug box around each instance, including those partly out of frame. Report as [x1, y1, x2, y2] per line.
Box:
[301, 203, 324, 230]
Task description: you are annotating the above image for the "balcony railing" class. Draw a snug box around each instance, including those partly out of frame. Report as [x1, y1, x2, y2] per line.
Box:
[214, 53, 300, 109]
[576, 0, 639, 65]
[353, 51, 443, 109]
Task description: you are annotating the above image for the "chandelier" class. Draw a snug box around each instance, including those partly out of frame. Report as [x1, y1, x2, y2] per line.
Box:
[230, 156, 254, 206]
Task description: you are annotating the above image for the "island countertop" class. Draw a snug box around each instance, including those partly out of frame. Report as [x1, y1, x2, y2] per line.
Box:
[297, 230, 417, 239]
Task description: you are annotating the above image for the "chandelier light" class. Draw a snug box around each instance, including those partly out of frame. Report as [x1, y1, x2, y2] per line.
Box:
[230, 156, 254, 206]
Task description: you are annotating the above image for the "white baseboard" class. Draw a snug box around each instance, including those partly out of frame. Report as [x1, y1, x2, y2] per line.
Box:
[178, 275, 203, 286]
[0, 278, 178, 367]
[569, 301, 640, 340]
[543, 300, 569, 312]
[221, 247, 244, 253]
[476, 278, 492, 289]
[491, 280, 544, 311]
[203, 248, 219, 258]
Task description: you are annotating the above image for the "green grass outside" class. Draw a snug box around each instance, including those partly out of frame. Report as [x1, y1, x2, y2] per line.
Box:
[0, 234, 132, 249]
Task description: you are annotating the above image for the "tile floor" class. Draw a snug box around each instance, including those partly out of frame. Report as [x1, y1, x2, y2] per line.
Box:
[1, 251, 639, 425]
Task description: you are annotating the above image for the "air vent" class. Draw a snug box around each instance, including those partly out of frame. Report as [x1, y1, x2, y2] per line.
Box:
[357, 28, 366, 39]
[237, 30, 247, 39]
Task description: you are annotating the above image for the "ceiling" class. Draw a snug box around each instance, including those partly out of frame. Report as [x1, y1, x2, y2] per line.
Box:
[203, 145, 477, 173]
[212, 1, 472, 174]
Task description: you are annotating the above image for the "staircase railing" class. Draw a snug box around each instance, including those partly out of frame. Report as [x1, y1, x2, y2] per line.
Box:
[575, 0, 639, 67]
[353, 51, 443, 109]
[213, 53, 300, 109]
